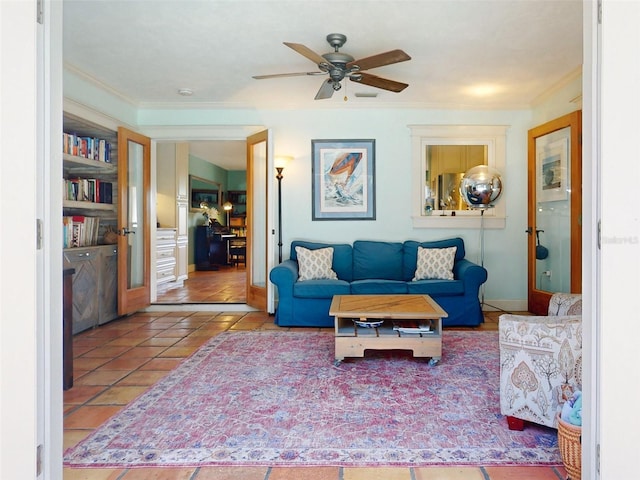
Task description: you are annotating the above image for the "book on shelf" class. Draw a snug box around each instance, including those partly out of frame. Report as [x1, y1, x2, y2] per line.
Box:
[63, 132, 111, 162]
[63, 215, 100, 248]
[64, 177, 112, 204]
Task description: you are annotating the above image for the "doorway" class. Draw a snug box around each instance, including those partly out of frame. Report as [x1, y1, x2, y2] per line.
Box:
[152, 137, 252, 306]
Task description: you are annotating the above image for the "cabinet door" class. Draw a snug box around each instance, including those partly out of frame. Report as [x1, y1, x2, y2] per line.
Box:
[64, 248, 100, 334]
[176, 200, 188, 238]
[176, 240, 188, 281]
[99, 246, 118, 325]
[175, 143, 189, 202]
[465, 145, 486, 171]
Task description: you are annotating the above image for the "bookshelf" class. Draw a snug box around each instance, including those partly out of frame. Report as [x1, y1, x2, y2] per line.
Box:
[63, 114, 118, 247]
[227, 190, 246, 236]
[63, 112, 120, 333]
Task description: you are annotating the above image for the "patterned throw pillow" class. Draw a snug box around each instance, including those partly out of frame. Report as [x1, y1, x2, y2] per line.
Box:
[412, 246, 457, 280]
[295, 246, 338, 281]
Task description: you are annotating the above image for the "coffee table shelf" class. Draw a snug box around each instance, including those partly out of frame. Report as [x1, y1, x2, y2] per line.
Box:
[330, 294, 448, 366]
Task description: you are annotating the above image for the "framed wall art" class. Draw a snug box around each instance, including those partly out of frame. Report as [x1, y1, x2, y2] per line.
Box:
[311, 139, 376, 220]
[189, 175, 220, 211]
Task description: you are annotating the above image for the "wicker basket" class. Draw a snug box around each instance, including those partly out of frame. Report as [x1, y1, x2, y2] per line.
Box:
[557, 414, 582, 480]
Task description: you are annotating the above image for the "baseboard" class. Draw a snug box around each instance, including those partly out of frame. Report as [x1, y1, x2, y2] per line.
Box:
[145, 303, 259, 312]
[481, 299, 528, 313]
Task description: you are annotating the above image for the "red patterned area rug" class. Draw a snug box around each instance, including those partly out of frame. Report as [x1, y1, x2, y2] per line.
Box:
[64, 330, 561, 468]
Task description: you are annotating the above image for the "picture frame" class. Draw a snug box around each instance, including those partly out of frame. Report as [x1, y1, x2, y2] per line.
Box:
[536, 133, 569, 203]
[311, 139, 376, 220]
[189, 175, 221, 211]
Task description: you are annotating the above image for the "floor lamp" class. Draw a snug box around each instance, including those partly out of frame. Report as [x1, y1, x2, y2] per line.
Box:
[275, 156, 293, 263]
[223, 201, 233, 226]
[459, 165, 504, 310]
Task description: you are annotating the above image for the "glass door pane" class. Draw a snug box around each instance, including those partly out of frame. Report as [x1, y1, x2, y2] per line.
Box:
[127, 140, 145, 289]
[534, 127, 572, 292]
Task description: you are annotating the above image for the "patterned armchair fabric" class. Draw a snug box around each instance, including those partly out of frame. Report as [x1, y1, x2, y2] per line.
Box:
[499, 293, 582, 429]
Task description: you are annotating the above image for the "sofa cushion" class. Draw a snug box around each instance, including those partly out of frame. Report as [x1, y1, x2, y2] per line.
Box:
[295, 246, 338, 281]
[352, 240, 404, 281]
[407, 279, 465, 296]
[403, 238, 466, 281]
[290, 241, 353, 281]
[413, 246, 457, 280]
[293, 279, 351, 299]
[350, 279, 408, 294]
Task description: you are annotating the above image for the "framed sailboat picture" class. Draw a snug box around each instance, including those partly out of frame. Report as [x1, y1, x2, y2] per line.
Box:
[311, 139, 376, 220]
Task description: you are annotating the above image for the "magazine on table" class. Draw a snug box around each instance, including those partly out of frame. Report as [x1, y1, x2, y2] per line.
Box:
[392, 320, 436, 334]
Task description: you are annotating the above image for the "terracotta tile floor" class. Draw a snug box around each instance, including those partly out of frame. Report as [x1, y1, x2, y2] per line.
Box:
[64, 309, 566, 479]
[156, 268, 246, 304]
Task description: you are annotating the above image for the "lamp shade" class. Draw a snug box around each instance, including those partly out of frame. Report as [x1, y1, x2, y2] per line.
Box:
[275, 155, 293, 170]
[223, 201, 233, 211]
[459, 165, 503, 209]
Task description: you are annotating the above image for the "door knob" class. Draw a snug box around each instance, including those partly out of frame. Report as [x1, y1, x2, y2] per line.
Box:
[121, 228, 136, 236]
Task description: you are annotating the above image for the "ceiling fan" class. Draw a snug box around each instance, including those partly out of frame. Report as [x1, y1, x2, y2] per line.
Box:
[253, 33, 411, 100]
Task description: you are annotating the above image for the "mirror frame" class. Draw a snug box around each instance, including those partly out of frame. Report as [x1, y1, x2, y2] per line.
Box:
[189, 174, 221, 212]
[409, 125, 508, 229]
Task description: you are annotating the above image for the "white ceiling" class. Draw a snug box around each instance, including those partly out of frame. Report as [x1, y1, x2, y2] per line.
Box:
[187, 140, 246, 171]
[63, 0, 583, 168]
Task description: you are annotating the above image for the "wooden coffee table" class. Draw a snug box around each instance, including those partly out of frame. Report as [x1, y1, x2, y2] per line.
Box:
[330, 294, 448, 366]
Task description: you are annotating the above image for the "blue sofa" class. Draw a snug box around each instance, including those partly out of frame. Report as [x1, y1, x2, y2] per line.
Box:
[269, 237, 488, 328]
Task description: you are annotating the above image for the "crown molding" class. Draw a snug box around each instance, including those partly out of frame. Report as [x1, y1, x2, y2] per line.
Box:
[64, 62, 139, 108]
[530, 66, 583, 107]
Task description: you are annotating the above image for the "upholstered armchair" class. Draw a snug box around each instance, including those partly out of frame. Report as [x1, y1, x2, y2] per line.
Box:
[499, 293, 582, 430]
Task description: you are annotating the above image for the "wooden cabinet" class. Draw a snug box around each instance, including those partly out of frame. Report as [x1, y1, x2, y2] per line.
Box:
[63, 268, 75, 390]
[63, 245, 119, 334]
[99, 246, 118, 323]
[429, 145, 487, 177]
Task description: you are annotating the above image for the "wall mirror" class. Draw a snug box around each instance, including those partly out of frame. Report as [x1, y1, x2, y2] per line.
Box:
[189, 175, 221, 212]
[409, 125, 507, 228]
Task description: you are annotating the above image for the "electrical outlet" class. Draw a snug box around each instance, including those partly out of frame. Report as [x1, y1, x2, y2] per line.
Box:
[542, 270, 552, 279]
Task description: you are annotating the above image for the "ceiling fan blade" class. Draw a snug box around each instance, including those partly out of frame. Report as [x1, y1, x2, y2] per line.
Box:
[350, 72, 409, 93]
[284, 42, 334, 68]
[315, 79, 335, 100]
[252, 71, 325, 80]
[347, 49, 411, 71]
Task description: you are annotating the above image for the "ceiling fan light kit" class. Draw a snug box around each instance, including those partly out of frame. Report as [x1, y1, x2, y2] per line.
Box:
[253, 33, 411, 100]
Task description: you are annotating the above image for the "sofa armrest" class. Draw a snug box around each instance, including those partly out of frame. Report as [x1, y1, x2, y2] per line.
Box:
[453, 259, 488, 294]
[269, 260, 299, 298]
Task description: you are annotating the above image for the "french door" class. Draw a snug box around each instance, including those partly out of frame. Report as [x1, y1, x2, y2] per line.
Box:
[118, 127, 152, 315]
[245, 130, 275, 312]
[527, 111, 582, 314]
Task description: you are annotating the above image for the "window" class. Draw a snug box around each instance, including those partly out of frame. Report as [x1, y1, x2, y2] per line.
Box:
[409, 125, 507, 228]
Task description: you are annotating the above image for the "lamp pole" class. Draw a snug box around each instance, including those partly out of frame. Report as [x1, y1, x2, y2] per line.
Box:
[276, 166, 284, 263]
